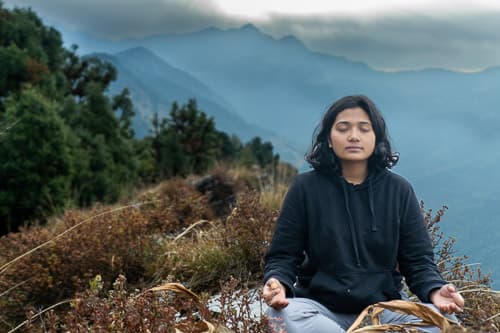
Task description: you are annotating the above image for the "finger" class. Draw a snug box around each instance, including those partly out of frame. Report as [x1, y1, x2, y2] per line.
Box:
[266, 278, 278, 286]
[266, 279, 282, 293]
[263, 279, 279, 297]
[264, 288, 282, 305]
[449, 302, 463, 313]
[269, 280, 280, 289]
[262, 288, 273, 300]
[439, 303, 453, 313]
[440, 303, 462, 314]
[270, 296, 289, 309]
[438, 304, 449, 313]
[451, 292, 465, 308]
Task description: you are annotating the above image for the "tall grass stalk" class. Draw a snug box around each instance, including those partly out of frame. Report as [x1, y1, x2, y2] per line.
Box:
[0, 200, 160, 276]
[258, 163, 296, 210]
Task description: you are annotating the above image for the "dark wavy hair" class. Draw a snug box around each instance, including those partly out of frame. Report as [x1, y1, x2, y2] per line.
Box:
[306, 95, 399, 173]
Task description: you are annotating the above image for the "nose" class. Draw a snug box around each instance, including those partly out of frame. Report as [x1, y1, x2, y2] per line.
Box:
[348, 129, 360, 141]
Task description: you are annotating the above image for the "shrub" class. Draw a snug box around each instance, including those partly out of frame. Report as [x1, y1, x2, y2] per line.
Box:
[21, 275, 266, 333]
[0, 177, 214, 331]
[151, 191, 277, 293]
[423, 204, 500, 331]
[1, 171, 498, 332]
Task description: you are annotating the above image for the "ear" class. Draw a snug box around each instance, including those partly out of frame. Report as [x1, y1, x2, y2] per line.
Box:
[327, 139, 332, 148]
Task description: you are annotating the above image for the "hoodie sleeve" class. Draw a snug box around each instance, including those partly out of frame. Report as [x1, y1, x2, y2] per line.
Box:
[263, 176, 307, 296]
[397, 185, 446, 303]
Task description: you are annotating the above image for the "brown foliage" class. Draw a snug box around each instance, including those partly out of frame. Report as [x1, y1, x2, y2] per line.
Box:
[20, 276, 266, 332]
[0, 178, 214, 331]
[151, 191, 277, 293]
[137, 178, 214, 233]
[0, 169, 498, 332]
[423, 204, 500, 332]
[212, 276, 266, 333]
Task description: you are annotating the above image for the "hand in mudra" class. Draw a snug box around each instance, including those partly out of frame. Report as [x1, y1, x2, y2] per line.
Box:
[263, 278, 289, 310]
[430, 283, 464, 314]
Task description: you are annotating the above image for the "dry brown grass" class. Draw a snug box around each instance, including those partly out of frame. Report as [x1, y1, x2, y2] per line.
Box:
[151, 190, 277, 293]
[0, 178, 214, 331]
[0, 167, 497, 332]
[423, 204, 500, 332]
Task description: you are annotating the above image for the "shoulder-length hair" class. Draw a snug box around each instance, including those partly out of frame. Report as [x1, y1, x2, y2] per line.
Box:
[305, 95, 399, 173]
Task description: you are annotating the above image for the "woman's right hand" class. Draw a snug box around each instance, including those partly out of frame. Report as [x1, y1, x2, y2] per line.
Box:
[263, 278, 289, 310]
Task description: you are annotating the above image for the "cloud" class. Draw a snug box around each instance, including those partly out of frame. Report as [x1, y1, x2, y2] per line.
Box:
[258, 11, 500, 71]
[4, 0, 244, 39]
[5, 0, 500, 70]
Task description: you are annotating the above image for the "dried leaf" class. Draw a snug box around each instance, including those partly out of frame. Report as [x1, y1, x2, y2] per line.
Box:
[347, 300, 464, 333]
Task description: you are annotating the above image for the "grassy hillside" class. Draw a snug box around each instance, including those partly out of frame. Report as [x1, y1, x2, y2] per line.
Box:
[0, 165, 498, 332]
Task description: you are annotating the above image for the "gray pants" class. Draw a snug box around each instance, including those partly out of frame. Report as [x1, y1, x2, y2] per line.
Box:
[265, 297, 458, 333]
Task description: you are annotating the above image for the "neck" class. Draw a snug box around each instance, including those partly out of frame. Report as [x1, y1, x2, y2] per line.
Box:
[340, 161, 369, 185]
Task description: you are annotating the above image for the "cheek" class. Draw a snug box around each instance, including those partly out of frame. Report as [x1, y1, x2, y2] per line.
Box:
[367, 135, 376, 152]
[329, 133, 341, 148]
[331, 138, 344, 156]
[329, 130, 343, 144]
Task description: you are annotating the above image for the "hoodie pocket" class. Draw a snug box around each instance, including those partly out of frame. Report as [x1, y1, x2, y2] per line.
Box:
[308, 270, 400, 313]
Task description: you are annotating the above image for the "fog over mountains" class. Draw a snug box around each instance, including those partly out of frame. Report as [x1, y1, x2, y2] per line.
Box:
[64, 24, 499, 287]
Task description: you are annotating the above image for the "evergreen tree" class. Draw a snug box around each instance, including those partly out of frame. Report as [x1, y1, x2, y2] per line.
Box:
[150, 112, 189, 179]
[64, 82, 138, 206]
[0, 3, 285, 233]
[148, 99, 220, 179]
[168, 99, 220, 174]
[0, 89, 73, 233]
[215, 131, 242, 161]
[239, 137, 279, 168]
[0, 3, 66, 105]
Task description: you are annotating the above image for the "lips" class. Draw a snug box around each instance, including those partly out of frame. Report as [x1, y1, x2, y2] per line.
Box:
[345, 146, 363, 151]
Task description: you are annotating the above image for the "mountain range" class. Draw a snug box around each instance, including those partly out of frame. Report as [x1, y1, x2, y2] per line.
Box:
[61, 23, 499, 287]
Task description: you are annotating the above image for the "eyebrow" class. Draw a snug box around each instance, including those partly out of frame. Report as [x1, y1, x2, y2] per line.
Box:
[335, 121, 372, 126]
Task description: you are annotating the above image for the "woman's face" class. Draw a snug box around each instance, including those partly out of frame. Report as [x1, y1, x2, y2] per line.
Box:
[329, 107, 376, 164]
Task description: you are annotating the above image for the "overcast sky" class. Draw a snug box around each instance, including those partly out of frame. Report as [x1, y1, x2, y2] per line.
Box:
[5, 0, 500, 71]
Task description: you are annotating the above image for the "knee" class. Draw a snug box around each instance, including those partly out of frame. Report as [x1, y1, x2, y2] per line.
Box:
[265, 308, 288, 333]
[265, 304, 307, 333]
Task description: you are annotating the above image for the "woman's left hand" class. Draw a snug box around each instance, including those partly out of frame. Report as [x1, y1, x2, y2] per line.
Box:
[430, 283, 464, 314]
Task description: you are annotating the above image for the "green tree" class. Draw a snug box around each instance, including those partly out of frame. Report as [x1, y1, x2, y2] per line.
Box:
[0, 89, 73, 234]
[215, 131, 242, 161]
[0, 45, 29, 100]
[0, 4, 66, 105]
[112, 87, 135, 139]
[0, 3, 141, 231]
[63, 49, 117, 99]
[168, 99, 220, 174]
[150, 112, 189, 180]
[148, 99, 221, 180]
[239, 137, 279, 168]
[58, 51, 138, 206]
[64, 82, 138, 206]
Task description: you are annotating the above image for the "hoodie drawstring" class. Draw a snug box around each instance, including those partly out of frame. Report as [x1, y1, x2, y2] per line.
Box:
[341, 178, 378, 267]
[341, 181, 361, 267]
[368, 179, 377, 232]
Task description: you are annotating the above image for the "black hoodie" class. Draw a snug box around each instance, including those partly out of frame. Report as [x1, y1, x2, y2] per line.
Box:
[264, 168, 446, 314]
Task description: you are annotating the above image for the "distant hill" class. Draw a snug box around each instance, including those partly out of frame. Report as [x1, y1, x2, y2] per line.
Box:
[65, 24, 499, 287]
[92, 47, 304, 163]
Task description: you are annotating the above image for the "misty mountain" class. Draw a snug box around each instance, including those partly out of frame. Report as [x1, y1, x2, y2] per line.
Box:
[64, 24, 499, 286]
[92, 47, 303, 162]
